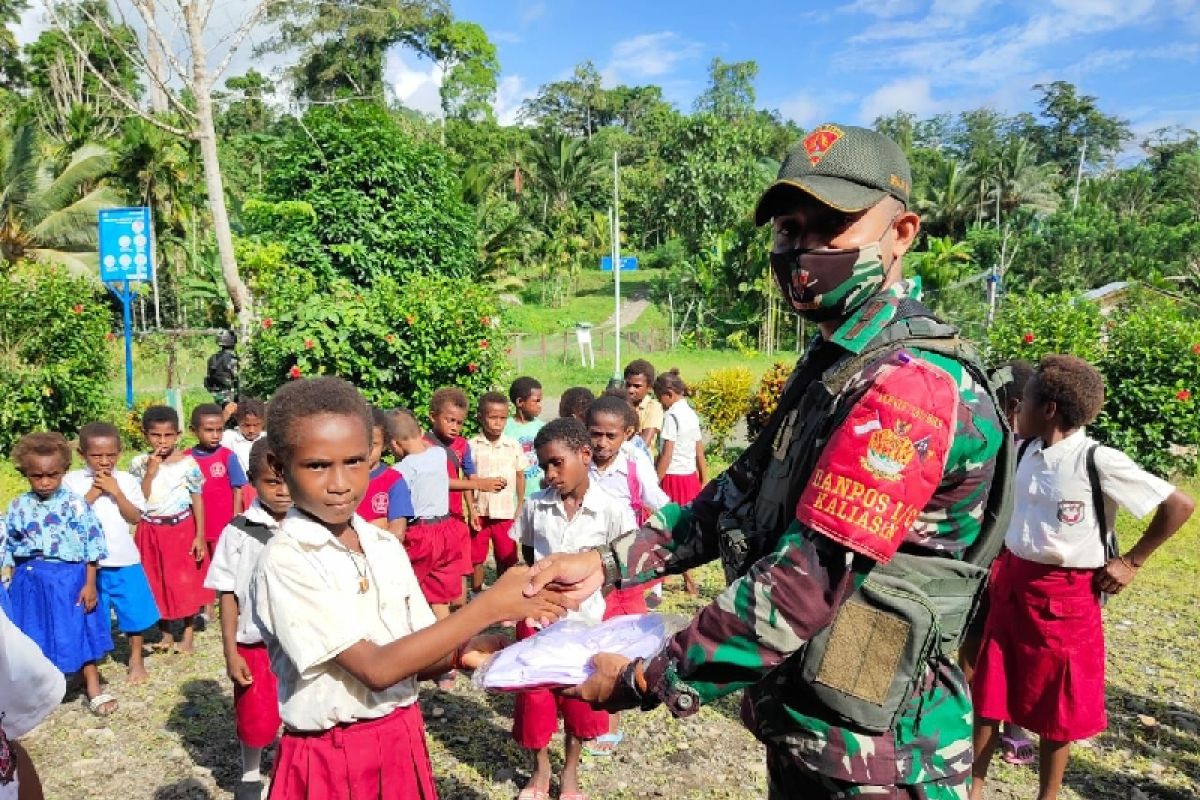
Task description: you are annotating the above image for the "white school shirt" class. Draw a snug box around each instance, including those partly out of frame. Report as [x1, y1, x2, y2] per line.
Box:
[205, 501, 281, 645]
[251, 510, 436, 732]
[220, 428, 266, 475]
[396, 446, 450, 518]
[660, 399, 703, 475]
[589, 448, 669, 514]
[511, 483, 635, 623]
[63, 468, 146, 567]
[1004, 429, 1175, 569]
[0, 605, 65, 800]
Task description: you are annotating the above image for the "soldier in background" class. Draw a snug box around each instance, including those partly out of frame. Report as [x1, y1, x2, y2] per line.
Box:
[204, 329, 239, 420]
[525, 124, 1013, 799]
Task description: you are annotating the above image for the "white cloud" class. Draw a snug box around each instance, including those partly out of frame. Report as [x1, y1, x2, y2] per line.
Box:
[858, 77, 940, 122]
[600, 31, 702, 86]
[777, 93, 823, 127]
[385, 51, 444, 116]
[519, 0, 547, 27]
[838, 0, 923, 18]
[494, 73, 533, 125]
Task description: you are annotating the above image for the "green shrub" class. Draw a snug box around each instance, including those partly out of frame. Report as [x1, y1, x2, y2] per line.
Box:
[692, 366, 753, 448]
[746, 361, 792, 439]
[241, 272, 506, 420]
[0, 264, 116, 454]
[986, 291, 1104, 364]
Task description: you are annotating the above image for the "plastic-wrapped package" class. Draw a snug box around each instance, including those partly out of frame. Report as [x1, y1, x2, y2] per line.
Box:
[473, 614, 676, 692]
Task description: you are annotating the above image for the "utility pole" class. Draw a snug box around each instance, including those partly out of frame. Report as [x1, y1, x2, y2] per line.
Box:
[611, 150, 621, 380]
[1072, 138, 1087, 211]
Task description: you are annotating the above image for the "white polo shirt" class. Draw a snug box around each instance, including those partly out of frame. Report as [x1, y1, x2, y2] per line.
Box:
[1004, 429, 1175, 569]
[661, 399, 703, 476]
[205, 501, 282, 645]
[589, 447, 669, 514]
[511, 482, 635, 623]
[63, 469, 146, 568]
[252, 510, 436, 732]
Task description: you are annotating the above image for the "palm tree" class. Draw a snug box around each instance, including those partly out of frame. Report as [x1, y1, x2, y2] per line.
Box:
[987, 138, 1060, 222]
[522, 130, 606, 226]
[909, 236, 974, 294]
[917, 158, 977, 238]
[0, 124, 121, 275]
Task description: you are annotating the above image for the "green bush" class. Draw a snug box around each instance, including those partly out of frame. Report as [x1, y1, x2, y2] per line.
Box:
[241, 272, 506, 420]
[692, 366, 754, 448]
[1092, 296, 1200, 477]
[746, 361, 791, 439]
[0, 264, 116, 454]
[986, 291, 1104, 364]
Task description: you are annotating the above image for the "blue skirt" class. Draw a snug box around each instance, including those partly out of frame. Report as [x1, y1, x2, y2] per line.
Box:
[9, 559, 114, 673]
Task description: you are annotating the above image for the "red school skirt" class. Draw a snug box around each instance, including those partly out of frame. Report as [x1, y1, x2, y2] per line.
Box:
[972, 550, 1107, 741]
[269, 703, 437, 800]
[136, 514, 211, 620]
[661, 472, 702, 506]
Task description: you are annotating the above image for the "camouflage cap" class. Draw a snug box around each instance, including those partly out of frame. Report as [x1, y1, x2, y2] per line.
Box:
[754, 123, 912, 225]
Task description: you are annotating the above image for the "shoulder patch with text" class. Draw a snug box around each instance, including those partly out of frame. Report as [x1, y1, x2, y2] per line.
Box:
[796, 356, 958, 563]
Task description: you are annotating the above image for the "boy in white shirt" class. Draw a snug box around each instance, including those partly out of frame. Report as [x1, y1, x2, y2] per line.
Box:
[64, 422, 159, 683]
[970, 355, 1195, 800]
[510, 417, 635, 800]
[204, 438, 290, 800]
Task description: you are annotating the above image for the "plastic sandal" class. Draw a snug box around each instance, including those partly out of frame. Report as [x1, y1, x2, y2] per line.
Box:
[516, 787, 549, 800]
[583, 731, 624, 756]
[1000, 732, 1036, 765]
[87, 692, 118, 717]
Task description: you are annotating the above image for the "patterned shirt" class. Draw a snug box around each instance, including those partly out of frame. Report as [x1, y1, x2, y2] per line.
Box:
[504, 418, 545, 500]
[606, 280, 1004, 786]
[3, 488, 108, 567]
[468, 433, 525, 520]
[130, 453, 204, 517]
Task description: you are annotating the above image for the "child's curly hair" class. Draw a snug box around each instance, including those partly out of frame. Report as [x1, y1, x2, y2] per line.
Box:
[429, 386, 469, 416]
[534, 417, 590, 453]
[1032, 354, 1106, 430]
[13, 432, 72, 474]
[267, 377, 372, 463]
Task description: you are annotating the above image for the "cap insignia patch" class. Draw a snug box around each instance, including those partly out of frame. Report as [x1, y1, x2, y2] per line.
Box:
[803, 125, 844, 166]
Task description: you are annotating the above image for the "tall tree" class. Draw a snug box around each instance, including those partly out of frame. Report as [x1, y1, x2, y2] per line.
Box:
[0, 0, 27, 89]
[1033, 80, 1131, 174]
[693, 58, 757, 119]
[519, 61, 609, 137]
[427, 19, 498, 126]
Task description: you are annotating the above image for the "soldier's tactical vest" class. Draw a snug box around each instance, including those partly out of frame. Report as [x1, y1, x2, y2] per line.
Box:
[718, 298, 1015, 734]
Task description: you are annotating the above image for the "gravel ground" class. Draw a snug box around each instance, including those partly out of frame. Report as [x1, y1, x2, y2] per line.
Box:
[21, 516, 1200, 799]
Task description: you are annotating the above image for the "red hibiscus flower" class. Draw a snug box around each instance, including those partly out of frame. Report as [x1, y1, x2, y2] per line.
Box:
[481, 316, 491, 326]
[288, 365, 302, 380]
[72, 304, 83, 314]
[1192, 343, 1200, 355]
[406, 315, 415, 326]
[1177, 389, 1192, 402]
[262, 318, 273, 329]
[385, 334, 395, 343]
[467, 363, 478, 374]
[105, 332, 116, 341]
[479, 338, 489, 349]
[304, 339, 315, 350]
[1022, 332, 1035, 344]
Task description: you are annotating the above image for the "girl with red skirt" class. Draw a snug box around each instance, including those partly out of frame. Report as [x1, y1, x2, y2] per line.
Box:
[653, 370, 708, 595]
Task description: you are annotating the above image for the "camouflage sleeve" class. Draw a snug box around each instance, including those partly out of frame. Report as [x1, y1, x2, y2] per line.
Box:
[606, 478, 725, 585]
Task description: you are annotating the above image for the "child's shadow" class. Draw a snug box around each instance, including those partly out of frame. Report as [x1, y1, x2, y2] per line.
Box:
[165, 678, 241, 792]
[151, 777, 211, 799]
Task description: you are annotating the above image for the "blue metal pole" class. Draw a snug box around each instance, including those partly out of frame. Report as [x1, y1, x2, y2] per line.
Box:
[123, 280, 134, 408]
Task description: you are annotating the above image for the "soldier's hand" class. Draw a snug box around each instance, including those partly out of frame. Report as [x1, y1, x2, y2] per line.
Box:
[524, 551, 604, 606]
[563, 653, 631, 709]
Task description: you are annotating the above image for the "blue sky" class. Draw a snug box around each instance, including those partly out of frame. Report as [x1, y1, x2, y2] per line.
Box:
[383, 0, 1200, 157]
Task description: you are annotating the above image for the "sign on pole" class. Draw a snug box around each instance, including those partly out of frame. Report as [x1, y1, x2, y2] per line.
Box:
[599, 256, 637, 272]
[99, 207, 154, 409]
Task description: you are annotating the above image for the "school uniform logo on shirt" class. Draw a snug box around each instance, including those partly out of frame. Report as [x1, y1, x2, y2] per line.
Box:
[210, 462, 227, 478]
[371, 492, 388, 517]
[1058, 500, 1085, 525]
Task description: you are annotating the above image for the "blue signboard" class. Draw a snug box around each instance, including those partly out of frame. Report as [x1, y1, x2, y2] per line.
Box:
[99, 207, 153, 282]
[600, 256, 638, 271]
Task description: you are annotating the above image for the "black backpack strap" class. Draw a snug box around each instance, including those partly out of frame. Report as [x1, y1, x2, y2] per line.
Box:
[425, 433, 462, 473]
[1085, 443, 1116, 560]
[229, 515, 274, 547]
[1016, 437, 1034, 465]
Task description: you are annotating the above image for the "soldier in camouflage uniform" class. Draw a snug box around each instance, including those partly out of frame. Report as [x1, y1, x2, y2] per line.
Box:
[526, 124, 1010, 799]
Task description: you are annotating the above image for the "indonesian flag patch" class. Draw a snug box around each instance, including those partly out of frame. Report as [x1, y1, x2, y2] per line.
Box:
[796, 355, 957, 563]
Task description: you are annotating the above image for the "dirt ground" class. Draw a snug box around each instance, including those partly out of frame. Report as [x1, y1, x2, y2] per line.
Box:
[21, 533, 1200, 800]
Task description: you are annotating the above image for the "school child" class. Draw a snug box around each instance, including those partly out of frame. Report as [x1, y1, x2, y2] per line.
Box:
[221, 396, 267, 478]
[623, 359, 663, 450]
[653, 369, 708, 596]
[969, 355, 1195, 800]
[504, 376, 546, 501]
[190, 403, 247, 622]
[131, 405, 207, 654]
[204, 439, 290, 800]
[467, 392, 526, 592]
[426, 387, 503, 605]
[959, 359, 1037, 765]
[3, 433, 115, 716]
[250, 376, 567, 800]
[64, 422, 160, 683]
[0, 601, 67, 799]
[356, 407, 414, 541]
[558, 386, 595, 422]
[509, 417, 636, 800]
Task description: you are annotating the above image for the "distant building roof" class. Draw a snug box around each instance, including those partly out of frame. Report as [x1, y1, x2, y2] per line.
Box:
[1081, 281, 1130, 302]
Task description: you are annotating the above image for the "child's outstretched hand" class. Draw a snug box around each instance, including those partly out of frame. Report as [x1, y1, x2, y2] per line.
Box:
[459, 633, 511, 670]
[76, 583, 98, 612]
[226, 653, 254, 687]
[479, 565, 575, 626]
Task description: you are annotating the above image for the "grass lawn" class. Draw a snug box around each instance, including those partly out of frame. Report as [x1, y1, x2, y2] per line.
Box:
[500, 268, 669, 335]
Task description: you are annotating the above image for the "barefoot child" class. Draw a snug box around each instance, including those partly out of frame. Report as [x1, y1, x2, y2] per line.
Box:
[4, 433, 115, 716]
[190, 403, 248, 621]
[505, 376, 546, 501]
[356, 407, 414, 541]
[653, 369, 708, 595]
[468, 392, 526, 592]
[969, 355, 1196, 800]
[251, 376, 568, 799]
[131, 405, 207, 654]
[509, 418, 635, 800]
[64, 422, 160, 683]
[205, 439, 290, 800]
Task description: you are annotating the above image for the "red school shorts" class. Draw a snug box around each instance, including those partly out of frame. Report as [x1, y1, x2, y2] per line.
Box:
[972, 550, 1107, 741]
[404, 518, 463, 605]
[510, 622, 609, 750]
[269, 704, 437, 800]
[448, 514, 472, 577]
[471, 517, 519, 569]
[234, 642, 282, 748]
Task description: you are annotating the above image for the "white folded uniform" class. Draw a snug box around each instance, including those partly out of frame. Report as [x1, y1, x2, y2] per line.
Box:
[474, 614, 670, 691]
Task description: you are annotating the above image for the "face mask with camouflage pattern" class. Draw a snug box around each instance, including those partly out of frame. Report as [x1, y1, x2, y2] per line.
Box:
[769, 236, 888, 323]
